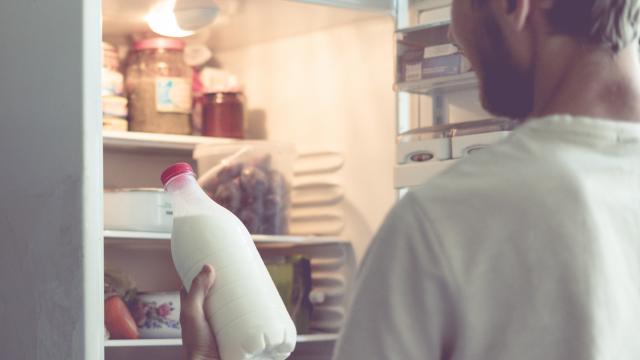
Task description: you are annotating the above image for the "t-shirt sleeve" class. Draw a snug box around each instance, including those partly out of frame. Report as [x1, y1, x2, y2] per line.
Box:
[332, 192, 457, 360]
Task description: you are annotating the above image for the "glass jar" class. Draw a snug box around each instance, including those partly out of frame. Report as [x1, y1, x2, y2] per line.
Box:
[125, 38, 192, 135]
[202, 92, 245, 139]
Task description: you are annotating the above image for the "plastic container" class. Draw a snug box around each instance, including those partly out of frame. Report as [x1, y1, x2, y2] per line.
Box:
[193, 142, 295, 235]
[202, 91, 245, 139]
[161, 163, 297, 360]
[125, 38, 192, 134]
[104, 189, 173, 232]
[265, 256, 312, 334]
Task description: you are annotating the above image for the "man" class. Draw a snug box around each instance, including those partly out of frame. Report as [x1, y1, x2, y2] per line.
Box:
[181, 0, 640, 358]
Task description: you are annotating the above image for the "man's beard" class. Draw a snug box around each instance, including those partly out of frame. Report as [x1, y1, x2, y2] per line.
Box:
[475, 19, 534, 119]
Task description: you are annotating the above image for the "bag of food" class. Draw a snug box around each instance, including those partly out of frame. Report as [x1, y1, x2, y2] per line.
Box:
[194, 142, 295, 235]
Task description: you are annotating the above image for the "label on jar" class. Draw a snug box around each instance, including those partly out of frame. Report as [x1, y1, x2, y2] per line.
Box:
[155, 77, 191, 113]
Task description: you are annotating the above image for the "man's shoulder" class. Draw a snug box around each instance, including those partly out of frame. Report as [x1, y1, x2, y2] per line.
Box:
[408, 132, 571, 217]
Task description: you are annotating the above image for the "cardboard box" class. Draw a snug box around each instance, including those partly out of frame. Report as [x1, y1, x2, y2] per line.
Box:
[400, 51, 471, 82]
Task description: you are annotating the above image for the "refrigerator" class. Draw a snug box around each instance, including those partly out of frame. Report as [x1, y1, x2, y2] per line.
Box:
[0, 0, 512, 359]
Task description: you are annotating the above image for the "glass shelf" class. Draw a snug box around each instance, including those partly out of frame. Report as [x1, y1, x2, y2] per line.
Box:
[103, 229, 348, 248]
[103, 131, 236, 154]
[397, 118, 518, 141]
[395, 71, 478, 95]
[396, 19, 450, 35]
[105, 333, 339, 348]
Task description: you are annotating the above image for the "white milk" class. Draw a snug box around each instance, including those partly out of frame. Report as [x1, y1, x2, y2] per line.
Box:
[163, 164, 296, 360]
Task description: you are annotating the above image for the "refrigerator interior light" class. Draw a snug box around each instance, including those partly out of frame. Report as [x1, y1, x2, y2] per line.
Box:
[145, 0, 195, 37]
[145, 0, 218, 38]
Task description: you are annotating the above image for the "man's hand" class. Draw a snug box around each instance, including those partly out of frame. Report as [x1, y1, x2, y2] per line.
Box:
[180, 264, 221, 360]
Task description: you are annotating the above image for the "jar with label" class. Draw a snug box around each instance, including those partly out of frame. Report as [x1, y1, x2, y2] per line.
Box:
[202, 92, 245, 139]
[125, 38, 192, 134]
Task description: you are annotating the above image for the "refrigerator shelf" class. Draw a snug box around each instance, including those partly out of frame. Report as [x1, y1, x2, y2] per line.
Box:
[103, 131, 236, 154]
[105, 334, 339, 348]
[104, 229, 348, 247]
[397, 118, 517, 140]
[395, 20, 450, 35]
[395, 71, 478, 95]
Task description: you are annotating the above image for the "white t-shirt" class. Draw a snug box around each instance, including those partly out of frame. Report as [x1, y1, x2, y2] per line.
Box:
[333, 115, 640, 360]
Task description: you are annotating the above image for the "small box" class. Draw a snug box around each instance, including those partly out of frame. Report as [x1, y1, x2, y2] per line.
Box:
[423, 44, 458, 59]
[421, 53, 471, 79]
[400, 49, 424, 82]
[399, 46, 471, 83]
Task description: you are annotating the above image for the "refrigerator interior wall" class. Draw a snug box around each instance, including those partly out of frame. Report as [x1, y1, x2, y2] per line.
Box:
[213, 16, 396, 260]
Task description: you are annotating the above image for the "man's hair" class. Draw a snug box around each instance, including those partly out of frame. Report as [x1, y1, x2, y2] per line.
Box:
[548, 0, 640, 52]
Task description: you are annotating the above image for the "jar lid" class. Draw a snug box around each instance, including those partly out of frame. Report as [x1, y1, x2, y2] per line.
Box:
[133, 38, 186, 51]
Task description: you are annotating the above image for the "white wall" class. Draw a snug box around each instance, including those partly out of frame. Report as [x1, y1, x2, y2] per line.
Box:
[0, 0, 103, 359]
[214, 17, 396, 260]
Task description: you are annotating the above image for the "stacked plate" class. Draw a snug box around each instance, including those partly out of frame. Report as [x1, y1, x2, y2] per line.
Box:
[290, 151, 345, 236]
[102, 42, 120, 71]
[102, 42, 128, 132]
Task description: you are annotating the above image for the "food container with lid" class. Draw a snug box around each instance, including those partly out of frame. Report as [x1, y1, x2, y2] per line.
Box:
[193, 142, 296, 235]
[202, 91, 245, 139]
[104, 188, 173, 232]
[125, 37, 192, 135]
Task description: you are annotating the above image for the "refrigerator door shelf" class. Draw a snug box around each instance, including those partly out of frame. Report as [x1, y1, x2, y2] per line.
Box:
[394, 159, 457, 188]
[451, 131, 511, 159]
[397, 137, 452, 163]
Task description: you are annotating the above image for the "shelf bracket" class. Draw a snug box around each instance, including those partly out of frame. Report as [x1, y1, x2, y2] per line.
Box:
[432, 91, 449, 125]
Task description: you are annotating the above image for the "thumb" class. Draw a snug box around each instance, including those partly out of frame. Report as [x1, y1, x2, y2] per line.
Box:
[185, 264, 216, 308]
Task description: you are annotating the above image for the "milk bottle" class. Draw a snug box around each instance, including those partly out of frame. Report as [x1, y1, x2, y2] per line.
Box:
[161, 162, 297, 360]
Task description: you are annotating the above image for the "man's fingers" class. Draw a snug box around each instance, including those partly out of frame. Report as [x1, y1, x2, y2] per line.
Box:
[187, 264, 216, 307]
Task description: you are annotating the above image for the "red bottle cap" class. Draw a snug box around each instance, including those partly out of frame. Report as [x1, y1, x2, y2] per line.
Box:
[161, 162, 195, 186]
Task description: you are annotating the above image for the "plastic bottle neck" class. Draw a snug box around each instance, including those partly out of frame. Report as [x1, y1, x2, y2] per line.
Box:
[165, 172, 199, 193]
[165, 173, 215, 218]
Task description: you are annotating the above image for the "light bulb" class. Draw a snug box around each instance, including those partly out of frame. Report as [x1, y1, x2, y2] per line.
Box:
[145, 0, 218, 38]
[145, 0, 195, 38]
